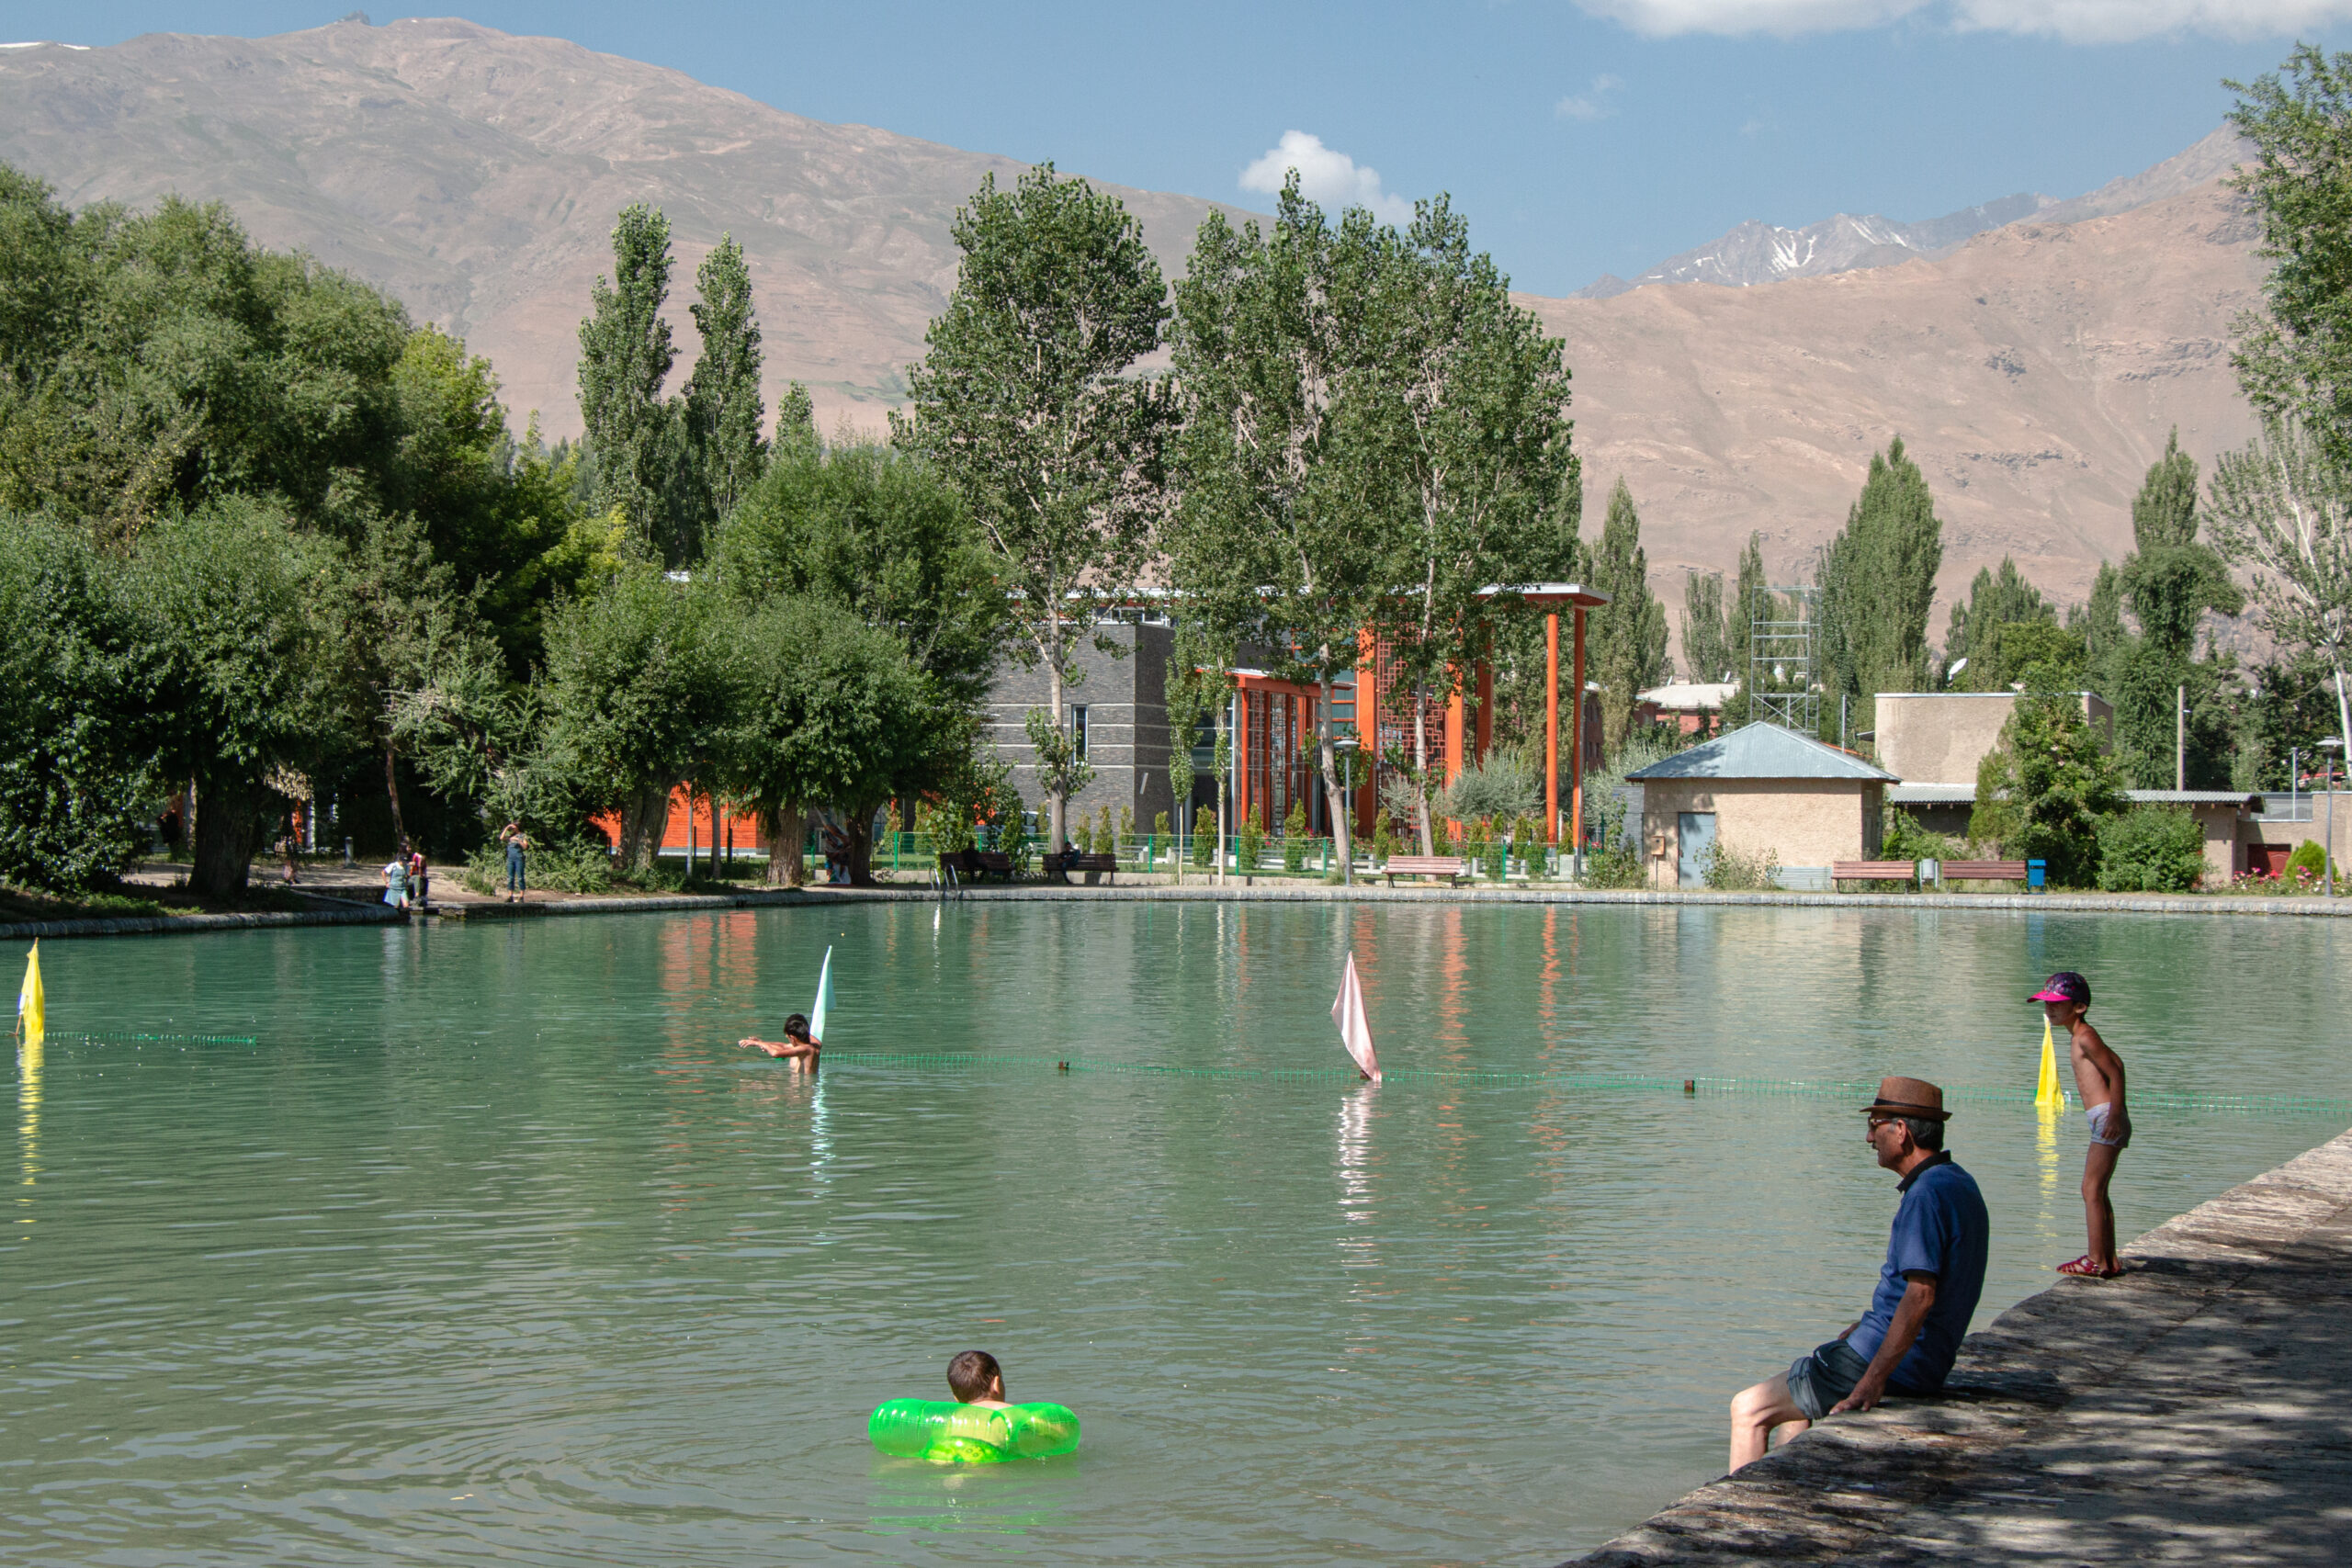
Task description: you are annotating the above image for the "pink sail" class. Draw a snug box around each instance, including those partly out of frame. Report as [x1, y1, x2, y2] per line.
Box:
[1331, 953, 1380, 1081]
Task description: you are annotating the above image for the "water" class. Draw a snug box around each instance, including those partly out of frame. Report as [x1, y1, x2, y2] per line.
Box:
[5, 901, 2346, 1566]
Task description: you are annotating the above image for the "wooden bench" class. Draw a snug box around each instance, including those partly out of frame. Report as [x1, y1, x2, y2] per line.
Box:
[938, 849, 1015, 886]
[1042, 852, 1118, 886]
[1941, 859, 2030, 886]
[1833, 860, 1918, 886]
[1383, 854, 1469, 886]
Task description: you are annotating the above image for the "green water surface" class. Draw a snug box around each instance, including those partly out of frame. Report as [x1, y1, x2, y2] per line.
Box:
[4, 901, 2346, 1565]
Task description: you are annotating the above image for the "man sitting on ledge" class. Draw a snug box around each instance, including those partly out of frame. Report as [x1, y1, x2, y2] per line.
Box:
[1728, 1076, 1989, 1472]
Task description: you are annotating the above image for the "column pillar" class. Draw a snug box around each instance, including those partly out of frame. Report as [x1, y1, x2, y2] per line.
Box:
[1570, 606, 1589, 856]
[1545, 612, 1560, 843]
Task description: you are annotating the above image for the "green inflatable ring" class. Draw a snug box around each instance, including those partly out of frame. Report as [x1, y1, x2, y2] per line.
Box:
[868, 1399, 1081, 1463]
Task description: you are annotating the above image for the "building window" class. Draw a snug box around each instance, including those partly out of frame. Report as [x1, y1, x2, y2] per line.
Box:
[1070, 705, 1089, 761]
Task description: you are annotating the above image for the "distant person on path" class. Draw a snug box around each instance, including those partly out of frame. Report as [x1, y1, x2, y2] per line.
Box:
[2034, 971, 2131, 1279]
[741, 1011, 819, 1066]
[279, 818, 300, 886]
[501, 823, 529, 903]
[947, 1349, 1010, 1408]
[1727, 1077, 1989, 1472]
[381, 853, 409, 909]
[409, 848, 430, 911]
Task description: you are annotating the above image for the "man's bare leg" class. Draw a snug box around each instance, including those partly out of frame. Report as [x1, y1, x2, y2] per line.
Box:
[1730, 1373, 1812, 1472]
[2081, 1139, 2122, 1271]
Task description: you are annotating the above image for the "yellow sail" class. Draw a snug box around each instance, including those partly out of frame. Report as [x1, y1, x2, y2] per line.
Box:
[2034, 1016, 2064, 1110]
[14, 942, 40, 1048]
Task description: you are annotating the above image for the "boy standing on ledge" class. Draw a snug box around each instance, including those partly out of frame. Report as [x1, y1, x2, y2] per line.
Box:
[2035, 971, 2131, 1279]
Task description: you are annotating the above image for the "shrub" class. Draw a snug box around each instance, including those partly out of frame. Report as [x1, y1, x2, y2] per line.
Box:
[1581, 840, 1646, 889]
[2097, 806, 2207, 892]
[460, 838, 615, 896]
[1879, 810, 1954, 866]
[1371, 809, 1395, 866]
[1283, 799, 1307, 872]
[1153, 810, 1170, 863]
[1485, 836, 1508, 881]
[1701, 839, 1780, 891]
[2285, 839, 2335, 886]
[1238, 804, 1265, 873]
[1192, 804, 1216, 866]
[999, 795, 1034, 875]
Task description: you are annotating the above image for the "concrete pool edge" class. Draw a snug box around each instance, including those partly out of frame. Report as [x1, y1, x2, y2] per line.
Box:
[14, 880, 2352, 941]
[1557, 1124, 2352, 1565]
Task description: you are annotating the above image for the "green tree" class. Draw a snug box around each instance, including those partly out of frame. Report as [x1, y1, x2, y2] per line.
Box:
[540, 566, 736, 872]
[1818, 436, 1943, 730]
[684, 234, 767, 521]
[130, 500, 355, 897]
[897, 164, 1172, 852]
[2228, 46, 2352, 468]
[1943, 557, 2053, 688]
[1586, 479, 1668, 748]
[1168, 178, 1393, 874]
[578, 204, 689, 562]
[2120, 430, 2243, 661]
[1363, 195, 1580, 852]
[2208, 417, 2352, 770]
[1968, 692, 2126, 888]
[1681, 569, 1732, 683]
[2097, 805, 2208, 892]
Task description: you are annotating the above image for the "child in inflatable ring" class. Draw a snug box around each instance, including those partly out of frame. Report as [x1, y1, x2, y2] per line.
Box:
[869, 1350, 1080, 1462]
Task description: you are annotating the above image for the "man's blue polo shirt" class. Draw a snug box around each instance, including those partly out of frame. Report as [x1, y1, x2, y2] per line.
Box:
[1844, 1149, 1989, 1392]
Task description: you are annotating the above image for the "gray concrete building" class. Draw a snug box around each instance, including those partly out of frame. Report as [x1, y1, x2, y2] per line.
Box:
[985, 619, 1193, 840]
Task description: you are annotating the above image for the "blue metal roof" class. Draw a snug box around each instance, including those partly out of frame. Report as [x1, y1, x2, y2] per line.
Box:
[1624, 723, 1897, 783]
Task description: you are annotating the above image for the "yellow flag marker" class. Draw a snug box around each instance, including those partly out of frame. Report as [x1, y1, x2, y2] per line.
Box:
[2034, 1016, 2064, 1110]
[16, 942, 42, 1048]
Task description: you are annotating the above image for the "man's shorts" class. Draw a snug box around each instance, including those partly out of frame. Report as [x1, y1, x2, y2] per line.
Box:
[2087, 1101, 2131, 1149]
[1784, 1338, 1871, 1421]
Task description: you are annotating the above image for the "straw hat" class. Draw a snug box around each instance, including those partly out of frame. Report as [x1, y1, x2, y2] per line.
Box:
[1860, 1076, 1951, 1122]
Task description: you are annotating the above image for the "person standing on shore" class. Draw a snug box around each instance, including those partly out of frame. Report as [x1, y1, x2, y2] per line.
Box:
[1727, 1077, 1989, 1472]
[501, 823, 530, 904]
[2034, 971, 2131, 1279]
[382, 852, 409, 909]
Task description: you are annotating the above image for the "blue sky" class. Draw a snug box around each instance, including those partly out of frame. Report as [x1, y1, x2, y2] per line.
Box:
[11, 2, 2347, 296]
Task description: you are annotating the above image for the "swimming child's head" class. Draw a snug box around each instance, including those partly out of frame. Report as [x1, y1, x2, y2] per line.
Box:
[947, 1349, 1002, 1403]
[784, 1013, 813, 1043]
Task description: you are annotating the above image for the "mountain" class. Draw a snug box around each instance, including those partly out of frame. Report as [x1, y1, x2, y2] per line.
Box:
[0, 17, 1239, 436]
[1576, 191, 2053, 299]
[1574, 125, 2256, 301]
[1526, 180, 2263, 621]
[0, 19, 2268, 631]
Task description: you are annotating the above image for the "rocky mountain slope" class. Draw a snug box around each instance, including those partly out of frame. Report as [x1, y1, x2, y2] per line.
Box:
[0, 17, 1237, 434]
[0, 17, 2267, 627]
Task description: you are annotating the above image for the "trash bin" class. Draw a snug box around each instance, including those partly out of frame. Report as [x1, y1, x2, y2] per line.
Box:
[2027, 859, 2047, 892]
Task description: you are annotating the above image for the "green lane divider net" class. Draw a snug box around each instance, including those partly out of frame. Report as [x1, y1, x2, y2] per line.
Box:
[820, 1052, 2351, 1117]
[48, 1032, 260, 1047]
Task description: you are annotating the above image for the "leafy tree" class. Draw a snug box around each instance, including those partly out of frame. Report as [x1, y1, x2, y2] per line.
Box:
[2120, 430, 2242, 661]
[1968, 691, 2126, 888]
[130, 500, 354, 897]
[2208, 417, 2352, 762]
[718, 596, 952, 886]
[1167, 177, 1393, 874]
[898, 164, 1172, 852]
[2228, 46, 2352, 468]
[684, 234, 768, 521]
[1817, 436, 1943, 729]
[0, 516, 162, 888]
[1363, 195, 1580, 852]
[1943, 557, 2054, 688]
[2097, 806, 2208, 892]
[578, 204, 691, 562]
[1681, 569, 1732, 683]
[1586, 478, 1668, 748]
[540, 566, 736, 872]
[713, 439, 1003, 707]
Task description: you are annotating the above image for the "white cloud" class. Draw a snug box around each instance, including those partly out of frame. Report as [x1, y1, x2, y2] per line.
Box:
[1238, 131, 1414, 224]
[1573, 0, 2352, 39]
[1556, 73, 1626, 121]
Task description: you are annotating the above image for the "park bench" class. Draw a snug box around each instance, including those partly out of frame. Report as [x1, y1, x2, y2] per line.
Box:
[1833, 860, 1918, 887]
[1383, 854, 1469, 887]
[1042, 852, 1118, 886]
[1940, 859, 2030, 886]
[937, 849, 1015, 886]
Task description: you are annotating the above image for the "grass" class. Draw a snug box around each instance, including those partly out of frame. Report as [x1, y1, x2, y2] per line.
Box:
[0, 875, 324, 923]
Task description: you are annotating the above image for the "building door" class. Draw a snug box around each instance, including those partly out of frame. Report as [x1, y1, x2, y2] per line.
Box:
[1678, 812, 1716, 887]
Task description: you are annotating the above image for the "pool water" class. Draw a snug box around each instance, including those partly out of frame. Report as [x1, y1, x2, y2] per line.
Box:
[5, 901, 2346, 1565]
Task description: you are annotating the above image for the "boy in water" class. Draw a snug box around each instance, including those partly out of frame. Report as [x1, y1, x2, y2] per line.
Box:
[2033, 971, 2131, 1279]
[741, 1012, 819, 1066]
[948, 1349, 1010, 1408]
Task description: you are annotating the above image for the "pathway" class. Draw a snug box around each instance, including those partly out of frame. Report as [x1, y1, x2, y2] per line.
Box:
[1565, 1129, 2352, 1565]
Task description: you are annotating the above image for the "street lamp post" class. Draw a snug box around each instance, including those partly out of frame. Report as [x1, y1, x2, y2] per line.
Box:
[1330, 733, 1361, 887]
[2323, 739, 2343, 898]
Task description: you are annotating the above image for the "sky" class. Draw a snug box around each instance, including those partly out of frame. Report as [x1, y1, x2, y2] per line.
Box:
[10, 1, 2349, 297]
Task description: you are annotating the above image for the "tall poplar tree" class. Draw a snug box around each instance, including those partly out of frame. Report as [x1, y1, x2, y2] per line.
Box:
[1943, 557, 2055, 690]
[1586, 478, 1668, 747]
[1817, 435, 1943, 729]
[578, 205, 687, 562]
[897, 165, 1173, 852]
[1681, 570, 1731, 682]
[684, 234, 767, 524]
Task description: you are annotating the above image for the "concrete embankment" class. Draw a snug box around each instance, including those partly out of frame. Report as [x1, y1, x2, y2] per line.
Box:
[1562, 1128, 2352, 1566]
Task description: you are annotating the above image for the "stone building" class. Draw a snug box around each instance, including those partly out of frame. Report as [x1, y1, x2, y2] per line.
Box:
[1627, 723, 1895, 889]
[985, 620, 1187, 839]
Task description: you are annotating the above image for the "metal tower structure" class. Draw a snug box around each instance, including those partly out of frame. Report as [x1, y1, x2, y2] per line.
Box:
[1749, 584, 1819, 735]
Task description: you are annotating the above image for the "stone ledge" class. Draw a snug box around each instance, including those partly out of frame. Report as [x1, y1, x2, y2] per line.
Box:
[1559, 1127, 2352, 1565]
[0, 904, 410, 941]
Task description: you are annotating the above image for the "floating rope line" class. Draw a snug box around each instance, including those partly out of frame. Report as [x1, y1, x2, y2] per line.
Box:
[819, 1052, 2352, 1117]
[48, 1031, 260, 1047]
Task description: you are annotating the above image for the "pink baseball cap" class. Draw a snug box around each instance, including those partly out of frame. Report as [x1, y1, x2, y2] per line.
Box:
[2030, 971, 2090, 1005]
